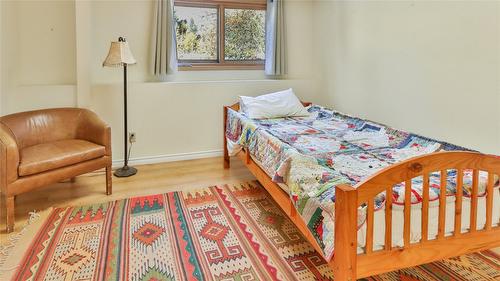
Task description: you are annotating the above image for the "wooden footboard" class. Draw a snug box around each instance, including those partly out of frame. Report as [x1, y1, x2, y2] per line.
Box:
[340, 151, 500, 279]
[223, 104, 500, 280]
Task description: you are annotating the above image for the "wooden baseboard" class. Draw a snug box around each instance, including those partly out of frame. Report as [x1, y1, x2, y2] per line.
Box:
[111, 150, 223, 167]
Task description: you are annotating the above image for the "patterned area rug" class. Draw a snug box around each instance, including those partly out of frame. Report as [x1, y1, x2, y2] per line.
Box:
[5, 182, 500, 280]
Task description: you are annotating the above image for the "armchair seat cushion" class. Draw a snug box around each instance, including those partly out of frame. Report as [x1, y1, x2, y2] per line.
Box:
[18, 139, 106, 176]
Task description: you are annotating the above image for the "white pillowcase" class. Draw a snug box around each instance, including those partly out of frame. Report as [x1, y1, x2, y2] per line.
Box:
[239, 88, 309, 119]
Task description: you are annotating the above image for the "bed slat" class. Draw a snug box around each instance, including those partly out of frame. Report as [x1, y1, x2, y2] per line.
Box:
[485, 172, 494, 230]
[454, 169, 463, 235]
[470, 169, 479, 232]
[421, 173, 430, 242]
[366, 199, 374, 254]
[404, 180, 411, 247]
[290, 201, 297, 218]
[245, 148, 251, 164]
[438, 170, 447, 239]
[385, 186, 392, 251]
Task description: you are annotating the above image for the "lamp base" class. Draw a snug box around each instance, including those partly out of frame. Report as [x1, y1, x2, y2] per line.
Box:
[114, 166, 137, 177]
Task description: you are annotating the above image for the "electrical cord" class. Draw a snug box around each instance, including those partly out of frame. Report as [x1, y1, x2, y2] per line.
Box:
[127, 140, 133, 163]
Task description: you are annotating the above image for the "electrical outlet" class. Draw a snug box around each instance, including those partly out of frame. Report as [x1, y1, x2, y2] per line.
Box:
[129, 132, 137, 143]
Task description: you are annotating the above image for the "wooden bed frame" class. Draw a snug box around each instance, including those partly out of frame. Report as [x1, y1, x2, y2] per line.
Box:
[223, 102, 500, 280]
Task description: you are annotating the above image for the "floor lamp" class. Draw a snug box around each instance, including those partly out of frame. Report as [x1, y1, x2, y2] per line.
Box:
[102, 37, 137, 177]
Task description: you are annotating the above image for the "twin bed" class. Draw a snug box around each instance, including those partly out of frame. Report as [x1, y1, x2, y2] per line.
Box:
[223, 102, 500, 280]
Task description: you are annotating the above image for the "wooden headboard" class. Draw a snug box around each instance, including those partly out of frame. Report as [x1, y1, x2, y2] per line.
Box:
[226, 101, 312, 112]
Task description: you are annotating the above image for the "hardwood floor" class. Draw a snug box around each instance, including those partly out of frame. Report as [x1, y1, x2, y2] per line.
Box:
[0, 157, 255, 240]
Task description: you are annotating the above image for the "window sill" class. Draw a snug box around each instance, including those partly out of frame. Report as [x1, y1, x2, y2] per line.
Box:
[178, 63, 264, 71]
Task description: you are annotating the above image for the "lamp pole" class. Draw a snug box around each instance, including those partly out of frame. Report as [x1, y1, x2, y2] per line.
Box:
[113, 37, 137, 177]
[123, 62, 128, 168]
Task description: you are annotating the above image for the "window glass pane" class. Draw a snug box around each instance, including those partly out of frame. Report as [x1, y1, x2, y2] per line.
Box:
[174, 6, 218, 61]
[224, 8, 265, 61]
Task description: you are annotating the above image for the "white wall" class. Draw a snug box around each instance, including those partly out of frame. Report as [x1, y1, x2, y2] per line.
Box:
[1, 0, 323, 162]
[313, 0, 500, 155]
[16, 1, 76, 85]
[1, 0, 77, 114]
[2, 0, 498, 162]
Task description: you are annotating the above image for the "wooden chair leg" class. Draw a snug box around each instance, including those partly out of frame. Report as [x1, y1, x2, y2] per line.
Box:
[5, 196, 15, 233]
[105, 166, 112, 195]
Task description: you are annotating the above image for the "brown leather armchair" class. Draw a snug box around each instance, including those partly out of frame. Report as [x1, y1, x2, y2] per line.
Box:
[0, 108, 112, 232]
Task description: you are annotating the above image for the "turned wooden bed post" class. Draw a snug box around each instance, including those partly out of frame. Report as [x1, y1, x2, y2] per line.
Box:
[332, 184, 358, 281]
[223, 106, 230, 169]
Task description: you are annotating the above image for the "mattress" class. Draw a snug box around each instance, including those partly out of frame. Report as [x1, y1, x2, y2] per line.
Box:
[225, 104, 500, 259]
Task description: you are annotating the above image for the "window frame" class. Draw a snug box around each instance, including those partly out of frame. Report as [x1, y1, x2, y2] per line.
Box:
[174, 0, 267, 71]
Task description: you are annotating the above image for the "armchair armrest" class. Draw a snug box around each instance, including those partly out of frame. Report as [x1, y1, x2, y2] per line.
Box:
[76, 110, 112, 157]
[0, 122, 20, 188]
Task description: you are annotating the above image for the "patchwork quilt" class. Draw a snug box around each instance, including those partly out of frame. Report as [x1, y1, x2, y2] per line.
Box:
[225, 105, 499, 260]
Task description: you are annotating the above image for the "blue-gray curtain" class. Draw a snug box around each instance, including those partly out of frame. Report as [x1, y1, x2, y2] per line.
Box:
[265, 0, 286, 77]
[152, 0, 177, 80]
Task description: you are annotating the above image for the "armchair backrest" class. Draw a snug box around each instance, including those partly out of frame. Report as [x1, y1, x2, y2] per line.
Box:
[0, 108, 89, 150]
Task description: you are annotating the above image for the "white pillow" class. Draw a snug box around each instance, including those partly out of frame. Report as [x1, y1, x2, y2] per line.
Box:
[239, 89, 309, 119]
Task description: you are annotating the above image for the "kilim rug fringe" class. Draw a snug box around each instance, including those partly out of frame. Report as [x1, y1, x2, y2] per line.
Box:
[0, 208, 53, 280]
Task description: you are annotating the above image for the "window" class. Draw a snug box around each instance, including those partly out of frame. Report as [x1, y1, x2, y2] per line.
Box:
[174, 0, 266, 70]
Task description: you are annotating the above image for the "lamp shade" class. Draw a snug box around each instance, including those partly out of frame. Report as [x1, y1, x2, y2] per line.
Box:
[102, 37, 136, 67]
